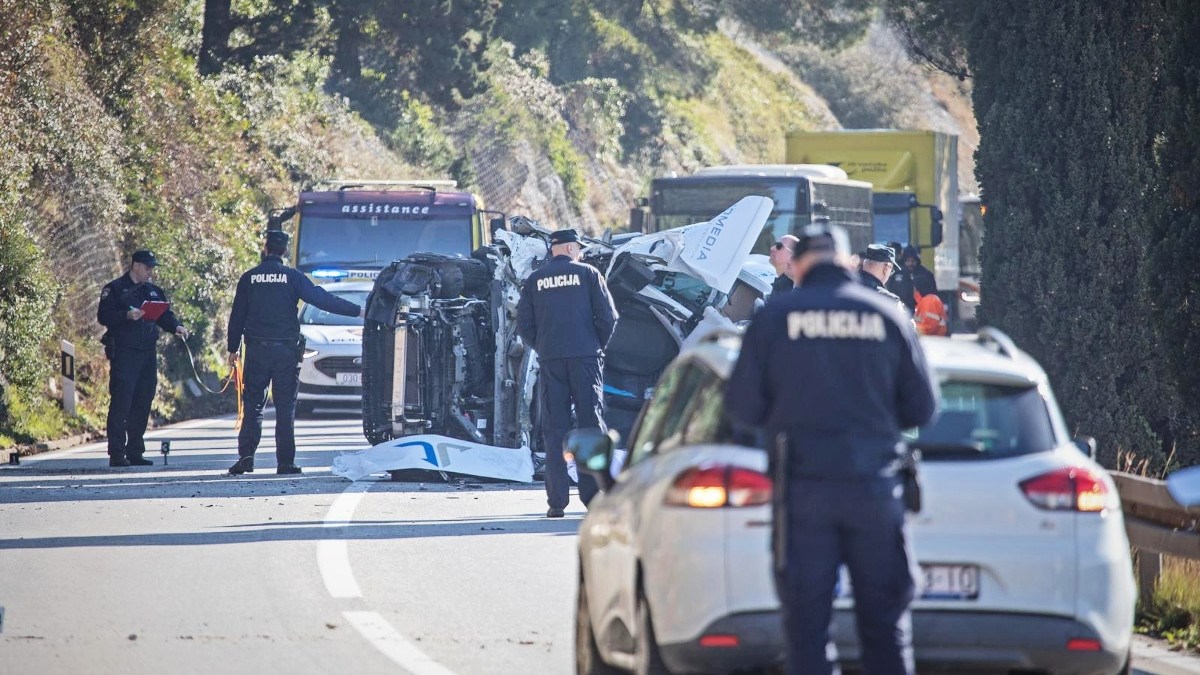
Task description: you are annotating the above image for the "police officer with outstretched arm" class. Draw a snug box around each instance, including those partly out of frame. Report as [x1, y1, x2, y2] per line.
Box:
[97, 250, 189, 467]
[226, 230, 363, 475]
[724, 225, 938, 675]
[516, 229, 618, 518]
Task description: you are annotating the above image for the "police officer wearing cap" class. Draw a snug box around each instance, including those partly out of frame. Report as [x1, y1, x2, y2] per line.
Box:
[226, 229, 363, 475]
[97, 250, 189, 467]
[859, 243, 908, 315]
[516, 228, 619, 518]
[725, 224, 938, 675]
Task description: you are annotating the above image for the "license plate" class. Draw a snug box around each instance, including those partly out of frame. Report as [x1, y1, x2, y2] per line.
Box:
[335, 372, 361, 386]
[837, 564, 979, 600]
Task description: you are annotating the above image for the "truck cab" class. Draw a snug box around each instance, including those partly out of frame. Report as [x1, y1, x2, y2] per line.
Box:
[269, 180, 505, 282]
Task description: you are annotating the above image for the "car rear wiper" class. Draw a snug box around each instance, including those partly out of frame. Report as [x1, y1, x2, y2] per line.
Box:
[910, 441, 986, 455]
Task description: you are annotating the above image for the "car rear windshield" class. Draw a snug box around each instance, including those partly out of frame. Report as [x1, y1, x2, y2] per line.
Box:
[301, 291, 368, 326]
[910, 381, 1058, 460]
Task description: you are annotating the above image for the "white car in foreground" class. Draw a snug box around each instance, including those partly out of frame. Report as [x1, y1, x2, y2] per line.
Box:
[297, 281, 372, 416]
[570, 328, 1135, 675]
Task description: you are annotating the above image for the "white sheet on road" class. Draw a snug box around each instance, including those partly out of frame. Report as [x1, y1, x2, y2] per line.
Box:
[332, 434, 534, 482]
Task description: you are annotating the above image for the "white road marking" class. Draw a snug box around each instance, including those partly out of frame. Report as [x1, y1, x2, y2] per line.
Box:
[318, 483, 370, 598]
[321, 481, 459, 675]
[342, 610, 458, 675]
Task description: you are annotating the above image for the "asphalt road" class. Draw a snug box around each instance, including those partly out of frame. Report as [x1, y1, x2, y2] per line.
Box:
[2, 410, 1198, 675]
[0, 411, 579, 675]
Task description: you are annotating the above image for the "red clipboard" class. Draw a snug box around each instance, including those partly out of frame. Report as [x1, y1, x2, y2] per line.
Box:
[139, 300, 170, 321]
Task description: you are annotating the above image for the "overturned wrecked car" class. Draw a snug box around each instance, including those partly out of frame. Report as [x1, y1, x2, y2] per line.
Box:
[357, 197, 775, 478]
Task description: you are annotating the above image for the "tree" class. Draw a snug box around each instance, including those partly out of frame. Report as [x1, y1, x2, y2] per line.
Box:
[198, 0, 231, 75]
[727, 0, 876, 50]
[1147, 0, 1200, 459]
[884, 0, 973, 79]
[965, 0, 1181, 465]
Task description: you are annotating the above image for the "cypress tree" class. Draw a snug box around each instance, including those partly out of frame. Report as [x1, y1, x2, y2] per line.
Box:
[970, 0, 1179, 465]
[1147, 0, 1200, 465]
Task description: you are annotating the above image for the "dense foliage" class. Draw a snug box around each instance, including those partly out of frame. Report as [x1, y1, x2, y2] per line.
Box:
[5, 0, 899, 446]
[889, 0, 1198, 467]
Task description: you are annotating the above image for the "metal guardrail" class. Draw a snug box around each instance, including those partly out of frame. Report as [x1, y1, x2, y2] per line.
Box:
[1111, 471, 1200, 599]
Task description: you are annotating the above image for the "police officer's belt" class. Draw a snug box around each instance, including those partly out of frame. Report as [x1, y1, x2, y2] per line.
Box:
[245, 337, 298, 346]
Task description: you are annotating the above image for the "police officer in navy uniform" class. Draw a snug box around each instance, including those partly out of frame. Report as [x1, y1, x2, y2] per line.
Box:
[859, 243, 908, 315]
[725, 225, 938, 675]
[226, 230, 363, 475]
[516, 228, 619, 518]
[97, 250, 189, 467]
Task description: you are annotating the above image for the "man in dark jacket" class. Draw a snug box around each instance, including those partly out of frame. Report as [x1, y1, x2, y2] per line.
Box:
[725, 225, 938, 675]
[769, 234, 800, 296]
[517, 228, 619, 517]
[226, 230, 363, 475]
[97, 250, 189, 467]
[888, 245, 937, 312]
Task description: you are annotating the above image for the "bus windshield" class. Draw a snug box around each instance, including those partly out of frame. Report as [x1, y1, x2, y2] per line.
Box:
[296, 216, 473, 271]
[652, 179, 807, 254]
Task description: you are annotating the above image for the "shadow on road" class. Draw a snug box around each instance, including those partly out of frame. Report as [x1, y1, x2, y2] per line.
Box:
[0, 513, 581, 550]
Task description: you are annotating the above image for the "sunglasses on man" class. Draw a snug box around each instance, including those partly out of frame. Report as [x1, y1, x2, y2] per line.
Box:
[772, 241, 793, 251]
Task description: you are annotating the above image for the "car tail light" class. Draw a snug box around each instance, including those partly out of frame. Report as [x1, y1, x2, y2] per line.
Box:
[699, 634, 740, 648]
[664, 466, 772, 508]
[1019, 467, 1109, 512]
[1066, 638, 1102, 651]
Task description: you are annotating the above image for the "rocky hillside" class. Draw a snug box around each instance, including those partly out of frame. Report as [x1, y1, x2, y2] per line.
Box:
[0, 0, 974, 447]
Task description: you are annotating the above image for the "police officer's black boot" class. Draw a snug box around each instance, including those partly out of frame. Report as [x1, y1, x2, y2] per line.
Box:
[109, 456, 131, 467]
[127, 456, 154, 466]
[228, 456, 255, 475]
[276, 464, 302, 475]
[547, 507, 565, 518]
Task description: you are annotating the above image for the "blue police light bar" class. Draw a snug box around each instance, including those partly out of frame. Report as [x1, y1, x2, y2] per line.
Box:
[312, 268, 349, 279]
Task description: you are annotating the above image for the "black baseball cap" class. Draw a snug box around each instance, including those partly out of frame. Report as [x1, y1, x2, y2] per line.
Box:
[861, 243, 901, 271]
[265, 229, 290, 248]
[549, 229, 580, 246]
[791, 223, 850, 260]
[131, 250, 159, 267]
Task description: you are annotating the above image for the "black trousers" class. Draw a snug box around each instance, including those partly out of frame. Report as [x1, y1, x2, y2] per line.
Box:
[539, 356, 602, 510]
[781, 476, 917, 675]
[106, 347, 157, 459]
[238, 341, 300, 466]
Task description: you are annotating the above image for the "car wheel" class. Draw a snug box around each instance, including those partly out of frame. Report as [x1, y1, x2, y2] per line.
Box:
[576, 575, 620, 675]
[635, 591, 671, 675]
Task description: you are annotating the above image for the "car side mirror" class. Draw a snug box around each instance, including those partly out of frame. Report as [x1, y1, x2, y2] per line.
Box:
[1073, 435, 1097, 460]
[566, 428, 620, 492]
[1166, 465, 1200, 509]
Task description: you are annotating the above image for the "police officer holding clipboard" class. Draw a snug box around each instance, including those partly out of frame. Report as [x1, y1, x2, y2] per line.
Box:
[725, 225, 938, 675]
[97, 250, 189, 467]
[226, 230, 363, 475]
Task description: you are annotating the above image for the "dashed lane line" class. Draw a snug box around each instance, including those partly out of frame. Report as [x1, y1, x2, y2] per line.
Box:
[320, 481, 460, 675]
[342, 610, 458, 675]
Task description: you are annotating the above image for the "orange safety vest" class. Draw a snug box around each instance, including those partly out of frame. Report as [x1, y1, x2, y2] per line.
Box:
[914, 292, 949, 336]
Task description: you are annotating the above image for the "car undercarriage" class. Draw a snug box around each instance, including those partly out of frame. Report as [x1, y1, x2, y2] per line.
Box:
[360, 197, 775, 475]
